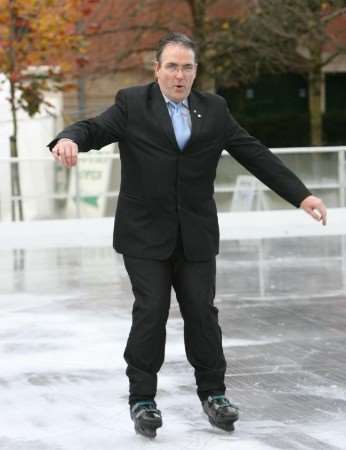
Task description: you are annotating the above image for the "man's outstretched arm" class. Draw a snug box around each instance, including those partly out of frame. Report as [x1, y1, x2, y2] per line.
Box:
[221, 99, 327, 225]
[48, 89, 128, 166]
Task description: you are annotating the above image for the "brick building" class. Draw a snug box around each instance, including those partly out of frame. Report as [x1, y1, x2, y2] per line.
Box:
[62, 0, 249, 119]
[63, 0, 346, 146]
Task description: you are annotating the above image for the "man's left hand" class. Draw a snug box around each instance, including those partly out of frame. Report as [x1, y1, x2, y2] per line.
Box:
[300, 195, 327, 226]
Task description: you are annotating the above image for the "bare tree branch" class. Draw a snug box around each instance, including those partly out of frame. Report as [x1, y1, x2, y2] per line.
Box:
[322, 7, 346, 23]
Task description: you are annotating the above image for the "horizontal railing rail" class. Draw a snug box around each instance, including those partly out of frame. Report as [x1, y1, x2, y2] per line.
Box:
[1, 146, 345, 220]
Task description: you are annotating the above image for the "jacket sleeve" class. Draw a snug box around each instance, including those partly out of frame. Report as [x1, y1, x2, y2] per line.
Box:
[221, 98, 311, 208]
[47, 89, 127, 152]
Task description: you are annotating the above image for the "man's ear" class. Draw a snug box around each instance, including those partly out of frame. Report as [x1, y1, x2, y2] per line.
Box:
[193, 63, 198, 80]
[154, 61, 160, 80]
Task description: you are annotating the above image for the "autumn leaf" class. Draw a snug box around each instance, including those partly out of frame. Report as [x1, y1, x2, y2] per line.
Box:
[0, 0, 99, 116]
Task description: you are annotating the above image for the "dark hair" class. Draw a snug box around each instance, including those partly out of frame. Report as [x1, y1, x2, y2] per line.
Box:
[156, 32, 197, 63]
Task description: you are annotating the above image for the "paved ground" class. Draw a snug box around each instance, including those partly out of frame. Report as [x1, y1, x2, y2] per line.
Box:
[0, 220, 346, 449]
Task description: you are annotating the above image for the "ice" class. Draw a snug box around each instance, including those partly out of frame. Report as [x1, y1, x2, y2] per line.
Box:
[1, 209, 346, 449]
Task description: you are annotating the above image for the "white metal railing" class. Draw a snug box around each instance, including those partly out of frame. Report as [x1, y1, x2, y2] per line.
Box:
[0, 146, 345, 221]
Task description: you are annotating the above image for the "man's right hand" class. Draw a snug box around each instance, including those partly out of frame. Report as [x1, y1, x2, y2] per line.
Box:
[52, 138, 79, 168]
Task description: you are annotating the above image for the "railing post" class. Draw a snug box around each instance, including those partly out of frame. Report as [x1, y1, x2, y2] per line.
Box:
[75, 163, 81, 218]
[338, 149, 345, 207]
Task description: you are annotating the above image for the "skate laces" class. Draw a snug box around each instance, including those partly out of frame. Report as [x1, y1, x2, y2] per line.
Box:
[209, 395, 237, 410]
[134, 400, 156, 408]
[132, 401, 161, 418]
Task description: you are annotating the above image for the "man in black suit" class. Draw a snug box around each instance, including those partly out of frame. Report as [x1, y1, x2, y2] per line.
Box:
[49, 32, 327, 437]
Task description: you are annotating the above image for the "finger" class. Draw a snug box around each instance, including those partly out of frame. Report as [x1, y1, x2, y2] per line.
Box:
[51, 146, 60, 162]
[323, 213, 327, 226]
[65, 144, 78, 167]
[65, 146, 73, 167]
[70, 146, 78, 166]
[308, 208, 321, 222]
[309, 206, 327, 226]
[317, 206, 327, 226]
[61, 144, 73, 167]
[59, 146, 68, 167]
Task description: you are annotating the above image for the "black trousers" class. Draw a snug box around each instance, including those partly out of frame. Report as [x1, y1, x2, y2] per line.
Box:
[122, 231, 226, 405]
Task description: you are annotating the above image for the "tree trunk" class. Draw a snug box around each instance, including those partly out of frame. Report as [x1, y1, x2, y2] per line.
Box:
[8, 0, 23, 221]
[77, 20, 87, 120]
[9, 80, 24, 221]
[77, 75, 86, 119]
[189, 0, 215, 92]
[194, 64, 215, 92]
[308, 69, 323, 146]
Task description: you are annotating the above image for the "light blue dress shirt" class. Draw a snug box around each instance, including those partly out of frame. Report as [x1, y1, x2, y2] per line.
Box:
[163, 95, 192, 130]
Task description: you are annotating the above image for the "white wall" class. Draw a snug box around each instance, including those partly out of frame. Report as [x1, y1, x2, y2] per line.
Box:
[0, 73, 63, 221]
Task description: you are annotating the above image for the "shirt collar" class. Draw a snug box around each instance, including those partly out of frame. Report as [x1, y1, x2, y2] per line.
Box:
[163, 94, 189, 109]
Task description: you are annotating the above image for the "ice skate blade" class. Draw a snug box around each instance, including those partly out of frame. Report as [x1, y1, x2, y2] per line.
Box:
[208, 416, 236, 432]
[135, 423, 158, 438]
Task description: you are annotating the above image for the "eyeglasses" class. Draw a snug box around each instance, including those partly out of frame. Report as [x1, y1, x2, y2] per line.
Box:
[163, 63, 196, 74]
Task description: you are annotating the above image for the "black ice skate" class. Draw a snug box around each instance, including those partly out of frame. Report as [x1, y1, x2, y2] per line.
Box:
[202, 395, 239, 432]
[130, 400, 162, 438]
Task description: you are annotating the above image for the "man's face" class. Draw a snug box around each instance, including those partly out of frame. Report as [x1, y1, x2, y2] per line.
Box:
[155, 43, 197, 103]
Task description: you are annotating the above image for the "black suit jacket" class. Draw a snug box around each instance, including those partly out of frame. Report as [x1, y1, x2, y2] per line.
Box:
[48, 82, 311, 260]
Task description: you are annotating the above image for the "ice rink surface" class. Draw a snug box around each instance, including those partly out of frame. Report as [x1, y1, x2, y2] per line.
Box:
[1, 209, 346, 450]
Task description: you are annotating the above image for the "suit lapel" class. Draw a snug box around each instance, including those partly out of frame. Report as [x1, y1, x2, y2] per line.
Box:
[150, 83, 180, 151]
[187, 91, 205, 149]
[149, 83, 206, 152]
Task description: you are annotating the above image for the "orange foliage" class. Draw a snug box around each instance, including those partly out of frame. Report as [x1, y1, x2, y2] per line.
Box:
[0, 0, 99, 114]
[0, 0, 92, 71]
